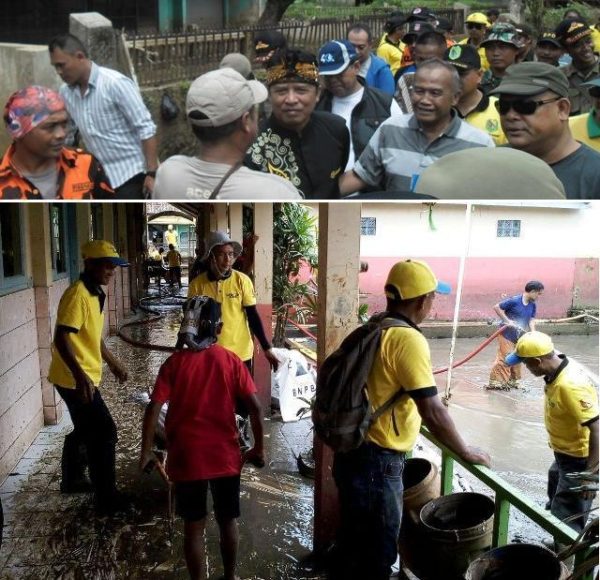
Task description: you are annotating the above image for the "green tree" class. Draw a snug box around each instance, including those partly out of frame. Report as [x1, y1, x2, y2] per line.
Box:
[272, 203, 318, 346]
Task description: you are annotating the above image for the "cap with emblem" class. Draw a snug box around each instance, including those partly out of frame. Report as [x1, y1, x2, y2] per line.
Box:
[444, 43, 481, 70]
[318, 40, 358, 75]
[537, 31, 562, 48]
[555, 19, 592, 47]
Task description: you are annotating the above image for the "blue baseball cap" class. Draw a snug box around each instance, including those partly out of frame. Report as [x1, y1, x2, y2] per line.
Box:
[318, 40, 358, 75]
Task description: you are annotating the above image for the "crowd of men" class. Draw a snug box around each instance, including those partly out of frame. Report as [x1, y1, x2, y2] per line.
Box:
[0, 9, 599, 201]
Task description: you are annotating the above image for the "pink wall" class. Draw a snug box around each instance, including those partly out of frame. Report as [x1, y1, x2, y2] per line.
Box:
[359, 257, 599, 321]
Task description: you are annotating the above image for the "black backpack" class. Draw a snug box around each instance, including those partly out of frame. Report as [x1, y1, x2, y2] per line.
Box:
[312, 313, 410, 453]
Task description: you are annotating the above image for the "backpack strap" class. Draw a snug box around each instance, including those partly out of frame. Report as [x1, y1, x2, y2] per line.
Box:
[209, 162, 242, 199]
[367, 313, 412, 424]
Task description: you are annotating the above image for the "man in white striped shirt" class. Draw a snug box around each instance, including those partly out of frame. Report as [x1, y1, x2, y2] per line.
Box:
[49, 34, 158, 199]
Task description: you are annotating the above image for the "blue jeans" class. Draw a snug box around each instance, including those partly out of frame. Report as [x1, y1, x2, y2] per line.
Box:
[547, 451, 592, 533]
[332, 442, 406, 580]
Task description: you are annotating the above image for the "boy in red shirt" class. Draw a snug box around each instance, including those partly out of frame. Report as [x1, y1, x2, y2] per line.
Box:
[140, 296, 264, 580]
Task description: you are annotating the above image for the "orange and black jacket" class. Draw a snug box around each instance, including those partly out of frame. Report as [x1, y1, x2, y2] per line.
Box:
[0, 145, 114, 200]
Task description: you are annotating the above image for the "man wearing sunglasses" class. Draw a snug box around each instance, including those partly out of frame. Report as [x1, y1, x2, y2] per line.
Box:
[556, 19, 600, 116]
[569, 78, 600, 151]
[458, 12, 491, 72]
[491, 62, 600, 199]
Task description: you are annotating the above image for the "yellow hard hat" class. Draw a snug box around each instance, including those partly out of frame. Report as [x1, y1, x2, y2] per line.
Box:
[466, 12, 491, 26]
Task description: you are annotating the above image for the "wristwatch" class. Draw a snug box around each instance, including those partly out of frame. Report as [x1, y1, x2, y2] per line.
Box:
[145, 170, 157, 178]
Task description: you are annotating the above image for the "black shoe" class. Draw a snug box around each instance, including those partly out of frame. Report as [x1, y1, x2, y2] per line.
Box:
[61, 478, 93, 494]
[95, 491, 134, 516]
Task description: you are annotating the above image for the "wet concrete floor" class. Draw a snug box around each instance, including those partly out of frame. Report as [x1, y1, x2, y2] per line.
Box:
[0, 294, 597, 578]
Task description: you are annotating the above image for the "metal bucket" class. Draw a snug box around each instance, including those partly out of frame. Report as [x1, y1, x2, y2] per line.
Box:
[464, 544, 570, 580]
[419, 492, 495, 579]
[398, 458, 441, 575]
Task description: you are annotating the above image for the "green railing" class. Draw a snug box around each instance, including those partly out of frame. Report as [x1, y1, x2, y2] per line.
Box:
[420, 427, 596, 579]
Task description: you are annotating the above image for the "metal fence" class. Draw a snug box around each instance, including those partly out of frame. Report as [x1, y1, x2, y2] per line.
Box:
[128, 10, 463, 87]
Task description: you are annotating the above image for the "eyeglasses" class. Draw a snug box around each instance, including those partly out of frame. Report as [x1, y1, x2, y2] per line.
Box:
[495, 96, 562, 115]
[466, 23, 485, 30]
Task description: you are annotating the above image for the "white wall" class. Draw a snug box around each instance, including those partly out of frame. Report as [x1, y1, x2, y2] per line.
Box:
[359, 203, 600, 258]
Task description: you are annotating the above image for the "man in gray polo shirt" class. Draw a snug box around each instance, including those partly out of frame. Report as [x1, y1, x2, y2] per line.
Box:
[339, 59, 494, 195]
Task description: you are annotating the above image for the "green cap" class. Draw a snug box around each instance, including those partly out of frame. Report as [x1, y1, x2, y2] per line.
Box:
[414, 147, 566, 200]
[489, 61, 570, 97]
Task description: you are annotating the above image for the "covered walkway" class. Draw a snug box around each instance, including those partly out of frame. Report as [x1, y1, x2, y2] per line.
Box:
[0, 320, 322, 579]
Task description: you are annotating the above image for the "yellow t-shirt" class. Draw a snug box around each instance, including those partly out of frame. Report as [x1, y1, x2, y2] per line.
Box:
[377, 35, 405, 76]
[48, 279, 105, 388]
[366, 323, 437, 451]
[544, 357, 599, 458]
[458, 37, 490, 72]
[465, 95, 507, 145]
[569, 113, 600, 152]
[188, 270, 257, 361]
[166, 250, 182, 267]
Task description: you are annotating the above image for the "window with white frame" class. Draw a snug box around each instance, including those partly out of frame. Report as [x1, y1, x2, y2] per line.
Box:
[0, 206, 28, 293]
[361, 217, 377, 236]
[497, 219, 521, 238]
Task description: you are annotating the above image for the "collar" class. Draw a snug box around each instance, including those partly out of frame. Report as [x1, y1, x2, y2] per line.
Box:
[384, 311, 423, 334]
[80, 271, 106, 312]
[268, 113, 314, 137]
[88, 62, 99, 88]
[456, 91, 490, 118]
[544, 354, 569, 384]
[0, 144, 76, 178]
[587, 109, 600, 139]
[206, 268, 232, 282]
[384, 34, 401, 48]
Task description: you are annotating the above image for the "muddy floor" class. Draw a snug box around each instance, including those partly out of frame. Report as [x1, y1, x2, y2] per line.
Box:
[0, 293, 597, 578]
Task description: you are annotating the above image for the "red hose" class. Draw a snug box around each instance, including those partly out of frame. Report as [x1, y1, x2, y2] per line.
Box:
[433, 326, 506, 375]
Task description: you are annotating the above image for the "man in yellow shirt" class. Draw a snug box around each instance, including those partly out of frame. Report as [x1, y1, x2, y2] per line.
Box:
[332, 259, 490, 580]
[459, 12, 491, 72]
[188, 230, 279, 372]
[377, 15, 406, 78]
[444, 43, 507, 145]
[569, 77, 600, 151]
[165, 243, 182, 288]
[506, 332, 599, 532]
[48, 240, 129, 515]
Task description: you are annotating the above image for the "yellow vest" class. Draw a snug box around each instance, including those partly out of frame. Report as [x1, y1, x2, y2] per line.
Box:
[464, 94, 507, 145]
[569, 112, 600, 152]
[48, 280, 105, 388]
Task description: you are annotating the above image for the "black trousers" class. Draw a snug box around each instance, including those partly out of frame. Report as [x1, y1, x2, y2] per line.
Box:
[55, 386, 118, 501]
[114, 172, 146, 200]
